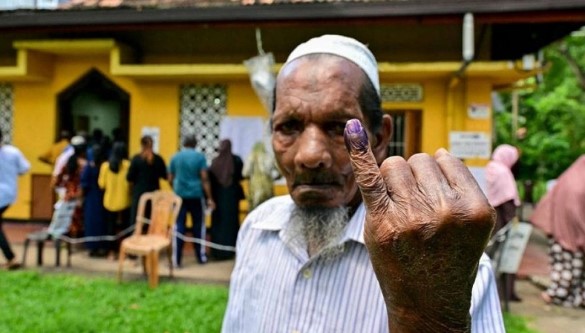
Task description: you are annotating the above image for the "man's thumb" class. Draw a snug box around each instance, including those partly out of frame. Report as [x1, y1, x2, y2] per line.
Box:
[344, 119, 390, 210]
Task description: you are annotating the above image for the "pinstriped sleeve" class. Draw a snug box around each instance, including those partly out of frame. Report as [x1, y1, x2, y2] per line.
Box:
[470, 253, 505, 333]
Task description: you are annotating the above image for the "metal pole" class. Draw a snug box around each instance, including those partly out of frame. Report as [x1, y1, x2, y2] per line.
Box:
[512, 90, 519, 143]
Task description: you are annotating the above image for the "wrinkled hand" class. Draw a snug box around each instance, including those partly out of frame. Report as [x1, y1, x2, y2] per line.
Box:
[344, 119, 495, 333]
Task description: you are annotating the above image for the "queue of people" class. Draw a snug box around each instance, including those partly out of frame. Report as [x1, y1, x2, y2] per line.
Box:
[0, 128, 251, 268]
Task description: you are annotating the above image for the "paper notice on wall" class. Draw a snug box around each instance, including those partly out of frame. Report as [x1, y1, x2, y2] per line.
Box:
[141, 126, 160, 153]
[449, 131, 491, 159]
[468, 104, 490, 119]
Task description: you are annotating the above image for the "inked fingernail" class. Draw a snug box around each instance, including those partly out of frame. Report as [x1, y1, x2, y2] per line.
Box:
[344, 119, 368, 152]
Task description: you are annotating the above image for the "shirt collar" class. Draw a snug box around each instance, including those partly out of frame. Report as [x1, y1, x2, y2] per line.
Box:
[251, 197, 366, 245]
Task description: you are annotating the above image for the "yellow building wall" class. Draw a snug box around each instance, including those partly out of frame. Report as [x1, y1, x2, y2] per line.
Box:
[463, 79, 493, 167]
[381, 79, 449, 154]
[5, 55, 493, 220]
[381, 78, 492, 163]
[5, 58, 274, 219]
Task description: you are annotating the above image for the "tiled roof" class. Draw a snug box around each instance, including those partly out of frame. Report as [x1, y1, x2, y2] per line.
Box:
[58, 0, 384, 9]
[1, 0, 583, 29]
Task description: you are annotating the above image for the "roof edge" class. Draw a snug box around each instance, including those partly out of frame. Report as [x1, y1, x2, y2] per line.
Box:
[1, 1, 585, 30]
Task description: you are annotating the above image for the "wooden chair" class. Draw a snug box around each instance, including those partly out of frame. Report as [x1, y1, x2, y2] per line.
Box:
[117, 191, 182, 288]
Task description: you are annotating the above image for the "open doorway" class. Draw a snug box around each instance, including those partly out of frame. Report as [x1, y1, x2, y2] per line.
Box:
[57, 68, 129, 147]
[386, 109, 422, 159]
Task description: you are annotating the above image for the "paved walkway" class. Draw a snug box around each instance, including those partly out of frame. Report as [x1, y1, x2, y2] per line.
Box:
[3, 219, 585, 332]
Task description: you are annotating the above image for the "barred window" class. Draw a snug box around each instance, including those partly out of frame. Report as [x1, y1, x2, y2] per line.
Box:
[388, 112, 405, 157]
[179, 84, 227, 164]
[386, 110, 422, 159]
[0, 83, 13, 144]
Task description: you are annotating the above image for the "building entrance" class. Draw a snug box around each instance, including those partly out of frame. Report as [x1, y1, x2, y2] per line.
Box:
[30, 69, 130, 220]
[57, 68, 129, 147]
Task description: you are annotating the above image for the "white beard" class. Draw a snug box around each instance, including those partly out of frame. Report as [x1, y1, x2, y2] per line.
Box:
[290, 206, 350, 261]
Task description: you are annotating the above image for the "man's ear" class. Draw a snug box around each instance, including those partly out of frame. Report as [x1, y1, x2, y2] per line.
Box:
[372, 114, 393, 165]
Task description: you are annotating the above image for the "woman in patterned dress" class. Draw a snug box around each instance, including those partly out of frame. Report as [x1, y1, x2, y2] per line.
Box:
[55, 139, 88, 238]
[531, 156, 585, 308]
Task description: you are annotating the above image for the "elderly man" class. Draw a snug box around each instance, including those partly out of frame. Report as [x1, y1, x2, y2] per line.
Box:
[223, 35, 503, 332]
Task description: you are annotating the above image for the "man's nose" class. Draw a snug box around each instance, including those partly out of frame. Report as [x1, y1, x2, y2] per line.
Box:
[294, 126, 333, 169]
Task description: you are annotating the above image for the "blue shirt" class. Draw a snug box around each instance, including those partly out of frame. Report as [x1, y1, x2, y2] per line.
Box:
[169, 148, 207, 199]
[222, 196, 505, 333]
[0, 144, 30, 208]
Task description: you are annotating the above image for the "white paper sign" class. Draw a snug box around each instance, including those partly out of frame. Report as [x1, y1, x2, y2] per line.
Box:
[449, 131, 491, 159]
[468, 104, 490, 119]
[498, 222, 533, 274]
[141, 127, 160, 153]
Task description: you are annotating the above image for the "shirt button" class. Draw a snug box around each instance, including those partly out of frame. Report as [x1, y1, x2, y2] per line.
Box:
[302, 268, 312, 279]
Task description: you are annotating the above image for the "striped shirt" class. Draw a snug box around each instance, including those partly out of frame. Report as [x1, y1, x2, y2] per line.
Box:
[222, 196, 504, 333]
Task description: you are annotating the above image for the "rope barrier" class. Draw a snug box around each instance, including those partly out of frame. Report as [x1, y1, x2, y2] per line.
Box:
[53, 217, 236, 252]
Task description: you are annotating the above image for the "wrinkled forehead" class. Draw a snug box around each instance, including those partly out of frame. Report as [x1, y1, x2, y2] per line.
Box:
[276, 54, 365, 94]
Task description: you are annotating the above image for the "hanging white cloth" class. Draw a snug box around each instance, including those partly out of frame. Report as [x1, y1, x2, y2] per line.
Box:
[219, 116, 268, 162]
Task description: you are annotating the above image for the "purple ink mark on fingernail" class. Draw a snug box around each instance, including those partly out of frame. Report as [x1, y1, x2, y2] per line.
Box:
[344, 119, 368, 152]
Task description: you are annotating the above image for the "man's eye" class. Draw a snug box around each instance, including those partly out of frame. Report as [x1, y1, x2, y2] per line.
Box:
[275, 120, 302, 135]
[325, 122, 347, 136]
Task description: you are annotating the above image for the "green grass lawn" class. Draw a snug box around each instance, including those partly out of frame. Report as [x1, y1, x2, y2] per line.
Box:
[0, 271, 228, 333]
[504, 312, 541, 333]
[1, 270, 539, 333]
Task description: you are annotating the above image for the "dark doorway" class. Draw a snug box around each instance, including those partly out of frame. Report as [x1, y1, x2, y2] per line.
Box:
[57, 68, 129, 146]
[386, 109, 422, 159]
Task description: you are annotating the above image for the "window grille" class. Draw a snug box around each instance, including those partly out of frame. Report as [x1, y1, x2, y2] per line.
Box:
[179, 84, 227, 164]
[387, 112, 405, 157]
[380, 84, 423, 103]
[0, 83, 13, 144]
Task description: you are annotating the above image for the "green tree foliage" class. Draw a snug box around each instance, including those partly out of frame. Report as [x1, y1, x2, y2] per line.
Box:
[495, 33, 585, 183]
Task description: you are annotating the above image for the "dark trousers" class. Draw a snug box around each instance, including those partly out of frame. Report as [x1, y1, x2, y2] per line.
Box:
[0, 205, 15, 261]
[104, 208, 130, 252]
[173, 198, 206, 266]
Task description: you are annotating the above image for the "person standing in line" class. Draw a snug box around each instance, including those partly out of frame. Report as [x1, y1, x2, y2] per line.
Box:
[0, 130, 30, 270]
[168, 134, 215, 266]
[80, 144, 107, 257]
[98, 142, 131, 260]
[51, 135, 85, 189]
[38, 130, 71, 166]
[242, 142, 278, 211]
[208, 139, 244, 261]
[531, 155, 585, 308]
[486, 143, 522, 302]
[126, 135, 167, 229]
[55, 136, 88, 238]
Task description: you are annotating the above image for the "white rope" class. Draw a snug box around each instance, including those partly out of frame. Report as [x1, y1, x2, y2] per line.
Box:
[56, 224, 135, 244]
[54, 217, 236, 252]
[172, 231, 236, 252]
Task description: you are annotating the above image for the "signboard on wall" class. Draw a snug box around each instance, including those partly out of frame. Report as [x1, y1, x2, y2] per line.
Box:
[449, 131, 491, 159]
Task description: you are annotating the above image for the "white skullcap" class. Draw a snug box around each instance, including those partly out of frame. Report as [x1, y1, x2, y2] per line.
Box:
[285, 34, 380, 96]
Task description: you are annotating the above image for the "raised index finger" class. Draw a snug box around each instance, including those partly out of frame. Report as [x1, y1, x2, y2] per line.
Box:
[344, 119, 391, 211]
